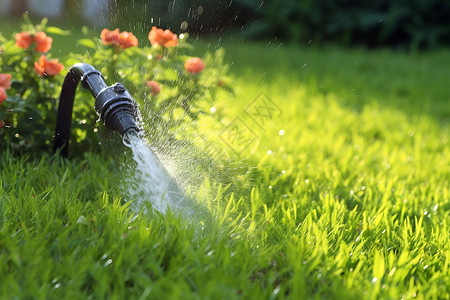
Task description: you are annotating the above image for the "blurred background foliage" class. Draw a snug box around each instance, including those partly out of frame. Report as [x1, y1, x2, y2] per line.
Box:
[1, 0, 450, 50]
[108, 0, 450, 50]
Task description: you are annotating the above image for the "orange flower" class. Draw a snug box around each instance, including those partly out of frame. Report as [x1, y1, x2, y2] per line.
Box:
[0, 73, 12, 90]
[148, 27, 178, 48]
[101, 28, 120, 46]
[118, 31, 138, 49]
[15, 31, 53, 52]
[101, 28, 138, 49]
[0, 87, 6, 105]
[34, 55, 64, 77]
[184, 57, 205, 74]
[146, 81, 161, 96]
[34, 31, 53, 53]
[15, 31, 34, 49]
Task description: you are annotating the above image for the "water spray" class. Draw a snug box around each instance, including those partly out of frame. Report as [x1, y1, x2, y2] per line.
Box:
[53, 63, 192, 215]
[53, 63, 139, 157]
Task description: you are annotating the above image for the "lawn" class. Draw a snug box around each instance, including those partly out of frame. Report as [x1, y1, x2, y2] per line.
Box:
[1, 23, 450, 299]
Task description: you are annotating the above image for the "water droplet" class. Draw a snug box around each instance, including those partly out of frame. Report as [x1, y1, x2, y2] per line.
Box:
[104, 259, 112, 267]
[278, 129, 285, 136]
[210, 107, 216, 114]
[267, 150, 272, 155]
[272, 286, 281, 296]
[305, 179, 309, 183]
[281, 170, 285, 174]
[372, 277, 378, 283]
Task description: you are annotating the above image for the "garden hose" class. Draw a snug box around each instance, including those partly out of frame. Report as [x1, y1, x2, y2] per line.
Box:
[53, 63, 139, 157]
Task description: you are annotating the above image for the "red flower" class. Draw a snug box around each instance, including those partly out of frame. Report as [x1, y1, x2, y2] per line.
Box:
[0, 87, 6, 105]
[34, 55, 64, 77]
[15, 31, 34, 49]
[146, 81, 161, 96]
[118, 31, 138, 49]
[34, 31, 53, 53]
[0, 73, 12, 90]
[101, 28, 138, 49]
[148, 27, 178, 48]
[184, 57, 205, 74]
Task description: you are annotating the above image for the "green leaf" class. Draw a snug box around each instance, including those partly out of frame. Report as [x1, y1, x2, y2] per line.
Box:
[46, 26, 71, 36]
[39, 17, 48, 30]
[78, 39, 97, 49]
[219, 83, 236, 96]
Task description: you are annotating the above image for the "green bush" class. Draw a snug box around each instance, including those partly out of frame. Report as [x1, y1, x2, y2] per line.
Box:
[109, 0, 249, 37]
[109, 0, 450, 50]
[238, 0, 450, 50]
[0, 17, 232, 156]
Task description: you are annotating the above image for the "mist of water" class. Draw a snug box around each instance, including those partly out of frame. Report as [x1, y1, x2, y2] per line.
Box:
[122, 130, 193, 216]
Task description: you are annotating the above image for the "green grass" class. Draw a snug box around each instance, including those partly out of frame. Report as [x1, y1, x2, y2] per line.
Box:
[1, 29, 450, 299]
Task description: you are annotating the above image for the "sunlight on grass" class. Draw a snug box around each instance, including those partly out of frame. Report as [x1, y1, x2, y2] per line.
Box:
[1, 35, 450, 298]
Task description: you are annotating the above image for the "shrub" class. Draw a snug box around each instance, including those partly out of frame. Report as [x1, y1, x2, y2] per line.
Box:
[0, 18, 67, 154]
[238, 0, 450, 50]
[0, 17, 233, 155]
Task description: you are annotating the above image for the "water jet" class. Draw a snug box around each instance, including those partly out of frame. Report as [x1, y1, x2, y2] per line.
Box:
[53, 63, 192, 215]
